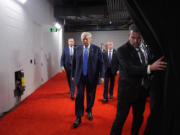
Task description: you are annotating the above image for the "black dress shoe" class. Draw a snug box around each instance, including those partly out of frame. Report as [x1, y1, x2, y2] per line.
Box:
[73, 117, 81, 128]
[71, 95, 75, 100]
[88, 112, 93, 120]
[103, 98, 108, 102]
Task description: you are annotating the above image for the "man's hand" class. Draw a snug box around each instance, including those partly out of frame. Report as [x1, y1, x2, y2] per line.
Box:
[72, 77, 75, 82]
[61, 66, 65, 72]
[116, 70, 120, 75]
[99, 78, 104, 84]
[150, 56, 167, 71]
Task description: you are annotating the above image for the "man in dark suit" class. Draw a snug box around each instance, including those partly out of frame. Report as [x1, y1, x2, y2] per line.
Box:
[72, 32, 104, 128]
[100, 43, 106, 52]
[61, 38, 75, 100]
[103, 40, 119, 102]
[110, 24, 167, 135]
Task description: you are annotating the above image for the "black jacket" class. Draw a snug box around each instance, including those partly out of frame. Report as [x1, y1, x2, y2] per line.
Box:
[117, 42, 148, 102]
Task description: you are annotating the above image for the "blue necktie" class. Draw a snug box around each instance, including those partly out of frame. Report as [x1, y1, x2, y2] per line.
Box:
[83, 47, 88, 76]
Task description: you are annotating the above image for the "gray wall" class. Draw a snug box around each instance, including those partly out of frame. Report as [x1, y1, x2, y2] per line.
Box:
[64, 30, 129, 49]
[0, 0, 63, 114]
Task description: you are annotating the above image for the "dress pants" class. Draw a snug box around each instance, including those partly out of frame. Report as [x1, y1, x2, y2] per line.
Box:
[75, 75, 97, 117]
[110, 86, 146, 135]
[103, 68, 115, 99]
[66, 67, 75, 95]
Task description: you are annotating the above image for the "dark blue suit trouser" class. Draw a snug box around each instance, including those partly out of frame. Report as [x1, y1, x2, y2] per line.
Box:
[104, 68, 115, 99]
[66, 68, 75, 95]
[75, 75, 97, 117]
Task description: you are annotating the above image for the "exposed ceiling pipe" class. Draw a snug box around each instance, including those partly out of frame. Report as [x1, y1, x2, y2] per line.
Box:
[106, 0, 129, 24]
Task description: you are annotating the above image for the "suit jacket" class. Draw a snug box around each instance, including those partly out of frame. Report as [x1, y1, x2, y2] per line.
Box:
[60, 46, 75, 71]
[72, 44, 105, 85]
[117, 42, 148, 102]
[103, 50, 119, 75]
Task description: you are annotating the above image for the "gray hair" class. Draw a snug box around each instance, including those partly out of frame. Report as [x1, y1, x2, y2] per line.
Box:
[81, 32, 92, 41]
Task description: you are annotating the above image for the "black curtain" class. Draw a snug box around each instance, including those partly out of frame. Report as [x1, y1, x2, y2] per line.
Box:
[124, 0, 179, 134]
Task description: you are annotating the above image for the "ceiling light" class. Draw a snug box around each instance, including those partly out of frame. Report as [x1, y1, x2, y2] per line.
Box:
[55, 23, 61, 29]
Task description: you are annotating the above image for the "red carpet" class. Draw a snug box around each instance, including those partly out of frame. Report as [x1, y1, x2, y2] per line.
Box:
[0, 73, 150, 135]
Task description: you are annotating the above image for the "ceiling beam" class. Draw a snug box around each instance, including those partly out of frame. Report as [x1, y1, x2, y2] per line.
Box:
[54, 6, 107, 17]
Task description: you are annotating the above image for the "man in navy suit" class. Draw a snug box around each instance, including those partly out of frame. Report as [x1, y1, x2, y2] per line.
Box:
[61, 38, 75, 100]
[72, 32, 104, 128]
[103, 40, 119, 102]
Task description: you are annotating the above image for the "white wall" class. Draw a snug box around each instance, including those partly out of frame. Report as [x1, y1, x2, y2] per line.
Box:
[64, 30, 129, 49]
[0, 0, 63, 114]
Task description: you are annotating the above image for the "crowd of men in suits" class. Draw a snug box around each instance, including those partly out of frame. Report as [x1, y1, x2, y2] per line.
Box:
[60, 24, 167, 135]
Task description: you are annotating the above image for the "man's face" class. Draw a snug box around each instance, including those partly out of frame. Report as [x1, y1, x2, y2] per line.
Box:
[82, 36, 91, 46]
[107, 42, 114, 50]
[101, 44, 105, 49]
[128, 31, 142, 48]
[68, 39, 74, 46]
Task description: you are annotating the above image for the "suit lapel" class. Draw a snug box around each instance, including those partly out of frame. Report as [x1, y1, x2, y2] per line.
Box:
[112, 50, 116, 61]
[66, 47, 70, 60]
[127, 42, 141, 64]
[105, 51, 108, 60]
[79, 45, 83, 62]
[67, 46, 69, 55]
[89, 45, 94, 60]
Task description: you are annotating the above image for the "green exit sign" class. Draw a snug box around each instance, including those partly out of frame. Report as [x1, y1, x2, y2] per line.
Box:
[50, 27, 57, 32]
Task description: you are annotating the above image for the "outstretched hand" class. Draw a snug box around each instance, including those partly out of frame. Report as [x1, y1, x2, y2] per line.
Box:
[150, 56, 167, 71]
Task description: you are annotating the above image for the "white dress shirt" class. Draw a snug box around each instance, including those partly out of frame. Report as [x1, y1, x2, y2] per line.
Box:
[69, 46, 74, 56]
[108, 49, 113, 60]
[135, 47, 151, 74]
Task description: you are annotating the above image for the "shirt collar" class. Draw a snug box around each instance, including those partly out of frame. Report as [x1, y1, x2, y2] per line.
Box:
[135, 48, 139, 51]
[69, 45, 74, 48]
[83, 44, 91, 49]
